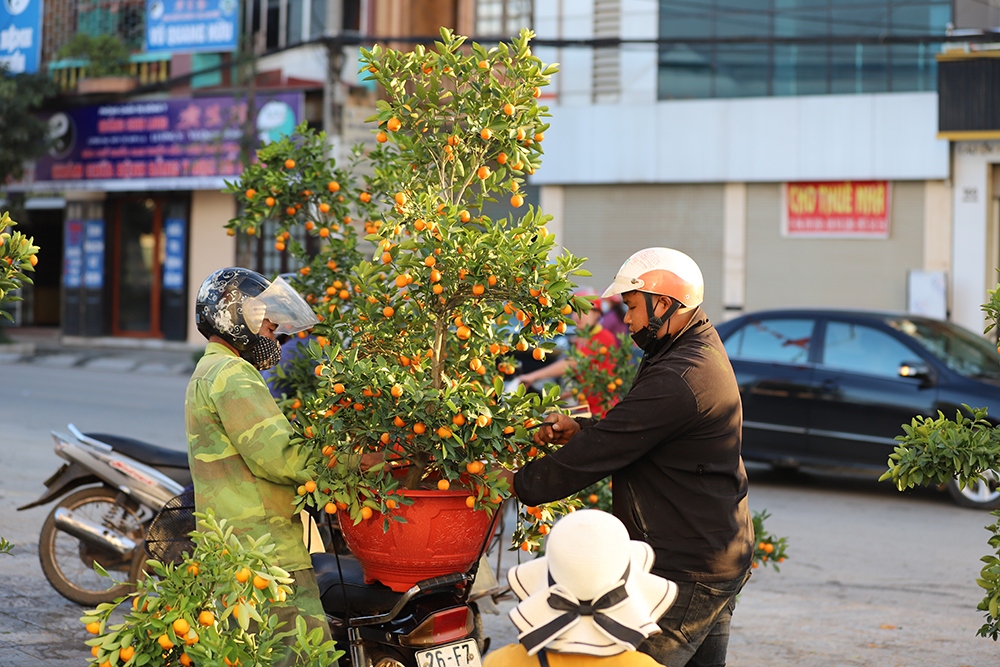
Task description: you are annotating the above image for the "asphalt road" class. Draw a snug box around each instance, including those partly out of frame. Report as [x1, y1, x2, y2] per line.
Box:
[1, 359, 999, 666]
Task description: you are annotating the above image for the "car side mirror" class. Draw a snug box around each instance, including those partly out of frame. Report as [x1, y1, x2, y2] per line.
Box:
[898, 362, 931, 381]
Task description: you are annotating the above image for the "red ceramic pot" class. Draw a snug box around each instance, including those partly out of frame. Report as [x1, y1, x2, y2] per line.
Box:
[339, 489, 492, 592]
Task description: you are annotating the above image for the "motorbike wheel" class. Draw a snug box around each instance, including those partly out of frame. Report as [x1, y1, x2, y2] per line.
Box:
[38, 486, 146, 606]
[947, 474, 1000, 509]
[470, 601, 488, 654]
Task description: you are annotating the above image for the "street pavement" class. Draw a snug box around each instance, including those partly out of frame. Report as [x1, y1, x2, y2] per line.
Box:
[0, 328, 198, 376]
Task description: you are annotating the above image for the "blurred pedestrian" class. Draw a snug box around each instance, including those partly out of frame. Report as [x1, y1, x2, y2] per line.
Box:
[518, 287, 619, 416]
[600, 292, 629, 337]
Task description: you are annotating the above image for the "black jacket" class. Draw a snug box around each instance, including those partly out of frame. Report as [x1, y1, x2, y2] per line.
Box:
[514, 310, 754, 583]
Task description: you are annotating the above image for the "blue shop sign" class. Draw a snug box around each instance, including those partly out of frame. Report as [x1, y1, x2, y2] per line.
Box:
[162, 217, 185, 291]
[146, 0, 238, 54]
[63, 219, 84, 288]
[0, 0, 42, 74]
[83, 220, 105, 290]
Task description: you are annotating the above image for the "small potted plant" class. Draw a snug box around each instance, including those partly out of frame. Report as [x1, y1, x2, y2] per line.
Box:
[81, 511, 342, 667]
[57, 34, 135, 94]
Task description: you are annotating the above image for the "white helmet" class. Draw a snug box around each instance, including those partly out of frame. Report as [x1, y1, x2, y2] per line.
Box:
[602, 247, 704, 308]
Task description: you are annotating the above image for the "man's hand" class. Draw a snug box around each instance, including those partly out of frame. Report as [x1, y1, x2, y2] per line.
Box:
[534, 413, 579, 446]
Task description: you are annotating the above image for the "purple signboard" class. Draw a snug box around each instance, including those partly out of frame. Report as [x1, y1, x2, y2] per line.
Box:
[14, 94, 302, 192]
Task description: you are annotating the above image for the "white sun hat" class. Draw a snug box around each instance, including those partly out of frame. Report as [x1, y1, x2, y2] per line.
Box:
[506, 510, 678, 657]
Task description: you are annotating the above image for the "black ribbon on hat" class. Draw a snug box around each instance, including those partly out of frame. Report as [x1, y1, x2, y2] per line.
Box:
[518, 565, 647, 653]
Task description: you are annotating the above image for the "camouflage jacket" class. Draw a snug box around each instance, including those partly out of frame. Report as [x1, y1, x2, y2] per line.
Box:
[185, 342, 313, 571]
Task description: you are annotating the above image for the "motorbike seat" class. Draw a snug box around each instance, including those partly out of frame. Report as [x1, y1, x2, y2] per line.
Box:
[84, 433, 190, 469]
[312, 552, 403, 616]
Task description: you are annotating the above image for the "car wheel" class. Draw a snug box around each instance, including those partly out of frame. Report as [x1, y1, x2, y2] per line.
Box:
[946, 473, 1000, 509]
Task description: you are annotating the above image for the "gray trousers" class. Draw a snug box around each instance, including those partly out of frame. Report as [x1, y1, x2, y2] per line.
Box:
[638, 570, 751, 667]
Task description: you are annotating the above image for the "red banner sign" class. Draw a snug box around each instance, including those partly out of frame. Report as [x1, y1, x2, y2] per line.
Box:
[783, 181, 891, 238]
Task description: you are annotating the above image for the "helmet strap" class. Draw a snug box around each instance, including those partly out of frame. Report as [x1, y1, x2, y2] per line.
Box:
[642, 292, 680, 335]
[631, 293, 682, 354]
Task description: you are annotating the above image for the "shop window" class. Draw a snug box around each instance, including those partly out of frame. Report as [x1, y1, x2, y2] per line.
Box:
[476, 0, 533, 36]
[236, 218, 315, 278]
[242, 0, 361, 51]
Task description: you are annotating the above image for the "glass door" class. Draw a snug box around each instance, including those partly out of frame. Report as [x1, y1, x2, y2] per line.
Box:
[112, 198, 163, 337]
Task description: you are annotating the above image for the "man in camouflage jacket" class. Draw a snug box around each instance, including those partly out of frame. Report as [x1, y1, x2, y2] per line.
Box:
[186, 338, 331, 662]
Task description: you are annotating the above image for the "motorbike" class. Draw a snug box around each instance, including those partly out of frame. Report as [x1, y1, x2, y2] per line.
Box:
[17, 424, 190, 605]
[147, 490, 499, 667]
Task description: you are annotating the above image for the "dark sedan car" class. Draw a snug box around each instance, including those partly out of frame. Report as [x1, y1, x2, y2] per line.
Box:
[716, 308, 1000, 509]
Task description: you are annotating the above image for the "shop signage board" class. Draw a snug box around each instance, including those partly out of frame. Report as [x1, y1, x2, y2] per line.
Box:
[16, 93, 302, 192]
[782, 181, 891, 238]
[162, 217, 186, 291]
[0, 0, 42, 73]
[83, 220, 105, 289]
[64, 218, 105, 289]
[63, 219, 83, 288]
[146, 0, 238, 54]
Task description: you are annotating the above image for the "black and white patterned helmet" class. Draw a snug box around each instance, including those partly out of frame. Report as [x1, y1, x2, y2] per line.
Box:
[195, 268, 271, 351]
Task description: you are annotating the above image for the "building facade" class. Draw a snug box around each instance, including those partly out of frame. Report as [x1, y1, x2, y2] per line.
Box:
[527, 0, 997, 338]
[8, 0, 1000, 342]
[3, 0, 480, 345]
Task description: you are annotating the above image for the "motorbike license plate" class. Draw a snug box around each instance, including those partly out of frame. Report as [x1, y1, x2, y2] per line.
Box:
[415, 639, 483, 667]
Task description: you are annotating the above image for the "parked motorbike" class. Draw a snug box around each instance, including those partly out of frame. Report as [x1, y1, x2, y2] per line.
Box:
[17, 424, 189, 605]
[146, 490, 497, 667]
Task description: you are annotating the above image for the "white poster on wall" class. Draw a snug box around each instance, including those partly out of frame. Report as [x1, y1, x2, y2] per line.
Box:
[907, 270, 947, 321]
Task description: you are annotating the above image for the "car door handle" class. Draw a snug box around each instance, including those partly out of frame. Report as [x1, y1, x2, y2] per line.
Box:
[818, 378, 839, 394]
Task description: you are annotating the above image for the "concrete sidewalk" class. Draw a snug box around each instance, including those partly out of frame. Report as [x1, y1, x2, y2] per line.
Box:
[0, 326, 199, 376]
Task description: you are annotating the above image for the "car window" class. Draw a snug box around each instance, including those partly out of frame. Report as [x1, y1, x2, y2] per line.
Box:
[887, 317, 1000, 379]
[725, 318, 813, 364]
[821, 322, 915, 378]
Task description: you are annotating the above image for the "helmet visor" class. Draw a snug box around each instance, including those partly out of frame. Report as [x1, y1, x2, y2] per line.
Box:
[243, 276, 318, 336]
[601, 275, 642, 299]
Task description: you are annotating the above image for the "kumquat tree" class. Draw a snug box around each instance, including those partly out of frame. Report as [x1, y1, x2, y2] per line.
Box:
[81, 511, 342, 667]
[0, 210, 39, 553]
[267, 28, 591, 552]
[880, 282, 1000, 639]
[564, 327, 637, 420]
[0, 210, 40, 323]
[560, 328, 634, 515]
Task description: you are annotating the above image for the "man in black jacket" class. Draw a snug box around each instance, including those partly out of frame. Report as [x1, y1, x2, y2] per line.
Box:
[514, 247, 754, 667]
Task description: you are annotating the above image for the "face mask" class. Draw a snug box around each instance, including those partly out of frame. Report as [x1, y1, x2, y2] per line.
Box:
[243, 336, 282, 371]
[630, 295, 682, 353]
[630, 326, 656, 352]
